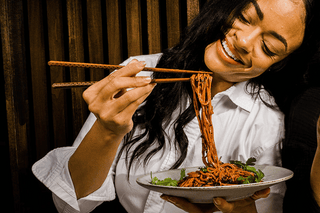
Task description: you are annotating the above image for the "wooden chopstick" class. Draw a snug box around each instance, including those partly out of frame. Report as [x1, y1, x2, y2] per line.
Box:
[52, 78, 190, 89]
[48, 61, 212, 75]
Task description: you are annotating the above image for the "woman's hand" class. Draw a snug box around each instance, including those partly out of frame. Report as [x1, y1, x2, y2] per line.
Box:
[310, 116, 320, 205]
[160, 188, 270, 213]
[69, 59, 156, 199]
[82, 59, 156, 139]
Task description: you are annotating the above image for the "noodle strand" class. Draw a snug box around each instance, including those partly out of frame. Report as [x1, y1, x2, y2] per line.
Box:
[178, 74, 254, 187]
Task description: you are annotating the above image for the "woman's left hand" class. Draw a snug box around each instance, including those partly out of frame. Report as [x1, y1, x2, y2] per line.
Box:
[310, 116, 320, 205]
[160, 188, 270, 213]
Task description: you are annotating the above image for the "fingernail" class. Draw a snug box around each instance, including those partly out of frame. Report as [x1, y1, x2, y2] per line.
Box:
[213, 198, 221, 205]
[144, 77, 152, 83]
[128, 59, 138, 64]
[137, 61, 146, 68]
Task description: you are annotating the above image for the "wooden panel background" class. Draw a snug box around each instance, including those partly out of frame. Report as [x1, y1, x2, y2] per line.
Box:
[0, 0, 206, 212]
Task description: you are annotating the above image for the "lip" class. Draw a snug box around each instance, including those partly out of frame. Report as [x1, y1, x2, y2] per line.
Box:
[217, 39, 243, 66]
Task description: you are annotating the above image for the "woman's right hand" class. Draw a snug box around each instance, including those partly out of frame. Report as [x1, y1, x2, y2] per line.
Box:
[82, 59, 156, 139]
[70, 59, 156, 199]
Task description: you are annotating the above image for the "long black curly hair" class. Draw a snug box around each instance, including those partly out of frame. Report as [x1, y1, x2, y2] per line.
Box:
[118, 0, 320, 175]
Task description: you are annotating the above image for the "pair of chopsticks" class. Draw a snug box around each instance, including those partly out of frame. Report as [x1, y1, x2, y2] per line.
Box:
[49, 61, 212, 89]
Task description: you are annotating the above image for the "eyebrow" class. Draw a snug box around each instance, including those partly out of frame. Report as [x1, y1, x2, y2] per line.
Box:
[269, 31, 288, 51]
[252, 1, 288, 51]
[252, 1, 264, 20]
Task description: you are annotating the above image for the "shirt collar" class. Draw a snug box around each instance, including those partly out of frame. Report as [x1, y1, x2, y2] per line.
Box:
[212, 81, 254, 112]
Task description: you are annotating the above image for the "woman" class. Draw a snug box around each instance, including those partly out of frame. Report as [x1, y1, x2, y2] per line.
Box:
[32, 0, 318, 212]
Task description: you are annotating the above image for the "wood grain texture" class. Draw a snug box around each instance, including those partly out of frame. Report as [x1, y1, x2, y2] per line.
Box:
[146, 0, 161, 54]
[46, 0, 69, 148]
[0, 0, 30, 211]
[86, 0, 105, 80]
[126, 0, 143, 57]
[27, 0, 50, 159]
[66, 0, 88, 138]
[166, 0, 181, 48]
[187, 0, 200, 25]
[106, 0, 123, 65]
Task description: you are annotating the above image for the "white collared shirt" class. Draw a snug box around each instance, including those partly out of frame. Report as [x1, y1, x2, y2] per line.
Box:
[32, 53, 285, 213]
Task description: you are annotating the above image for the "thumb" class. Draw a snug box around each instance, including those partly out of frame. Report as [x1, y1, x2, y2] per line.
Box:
[213, 197, 234, 212]
[251, 188, 271, 200]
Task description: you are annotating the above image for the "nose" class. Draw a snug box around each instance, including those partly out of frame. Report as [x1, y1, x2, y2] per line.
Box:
[235, 27, 261, 54]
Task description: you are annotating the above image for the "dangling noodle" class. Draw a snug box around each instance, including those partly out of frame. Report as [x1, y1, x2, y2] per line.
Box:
[177, 74, 255, 187]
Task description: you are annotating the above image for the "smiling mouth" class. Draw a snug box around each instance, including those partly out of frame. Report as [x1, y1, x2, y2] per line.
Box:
[220, 39, 244, 65]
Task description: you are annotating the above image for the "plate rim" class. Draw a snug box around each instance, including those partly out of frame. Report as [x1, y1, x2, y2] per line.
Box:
[136, 165, 294, 190]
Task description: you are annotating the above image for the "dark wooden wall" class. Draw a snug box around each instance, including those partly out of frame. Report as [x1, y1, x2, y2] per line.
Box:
[0, 0, 205, 212]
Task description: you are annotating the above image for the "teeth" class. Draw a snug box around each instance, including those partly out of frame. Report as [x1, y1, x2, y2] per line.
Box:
[222, 40, 240, 62]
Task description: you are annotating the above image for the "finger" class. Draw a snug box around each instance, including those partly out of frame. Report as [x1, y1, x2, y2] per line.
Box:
[103, 76, 151, 98]
[212, 188, 271, 212]
[94, 59, 146, 90]
[160, 195, 202, 213]
[83, 75, 151, 105]
[213, 198, 234, 213]
[113, 59, 146, 77]
[96, 83, 156, 128]
[251, 188, 270, 200]
[104, 76, 152, 99]
[114, 83, 156, 117]
[214, 196, 256, 212]
[84, 59, 146, 99]
[114, 88, 126, 99]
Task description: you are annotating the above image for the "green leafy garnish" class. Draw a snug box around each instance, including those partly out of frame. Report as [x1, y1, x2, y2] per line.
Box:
[151, 168, 186, 186]
[230, 157, 256, 169]
[199, 167, 208, 172]
[230, 157, 265, 184]
[237, 176, 254, 184]
[179, 168, 186, 181]
[150, 157, 265, 187]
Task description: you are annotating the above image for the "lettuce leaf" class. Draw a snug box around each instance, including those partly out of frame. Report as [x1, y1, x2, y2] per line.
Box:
[230, 157, 265, 184]
[151, 168, 186, 186]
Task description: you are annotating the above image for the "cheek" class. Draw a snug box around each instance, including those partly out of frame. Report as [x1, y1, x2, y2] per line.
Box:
[249, 67, 266, 76]
[204, 43, 217, 70]
[249, 56, 273, 76]
[241, 67, 267, 81]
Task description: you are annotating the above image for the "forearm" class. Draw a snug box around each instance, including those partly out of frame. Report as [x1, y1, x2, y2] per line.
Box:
[310, 116, 320, 206]
[69, 120, 124, 199]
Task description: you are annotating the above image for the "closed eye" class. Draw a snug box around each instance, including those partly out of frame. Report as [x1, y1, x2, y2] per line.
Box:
[238, 13, 250, 25]
[262, 41, 276, 57]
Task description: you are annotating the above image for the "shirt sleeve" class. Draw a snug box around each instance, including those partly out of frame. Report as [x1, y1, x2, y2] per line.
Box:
[32, 113, 118, 212]
[32, 54, 163, 212]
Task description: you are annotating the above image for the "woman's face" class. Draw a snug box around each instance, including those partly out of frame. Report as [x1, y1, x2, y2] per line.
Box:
[204, 0, 306, 83]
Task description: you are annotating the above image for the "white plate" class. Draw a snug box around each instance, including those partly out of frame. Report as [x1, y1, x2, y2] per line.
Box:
[136, 165, 293, 203]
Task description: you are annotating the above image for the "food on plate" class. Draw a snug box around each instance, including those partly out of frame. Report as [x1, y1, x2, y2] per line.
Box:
[151, 74, 264, 187]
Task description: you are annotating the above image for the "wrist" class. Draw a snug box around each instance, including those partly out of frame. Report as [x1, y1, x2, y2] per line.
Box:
[94, 119, 127, 143]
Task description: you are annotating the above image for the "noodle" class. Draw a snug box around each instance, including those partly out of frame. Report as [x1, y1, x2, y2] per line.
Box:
[177, 74, 255, 187]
